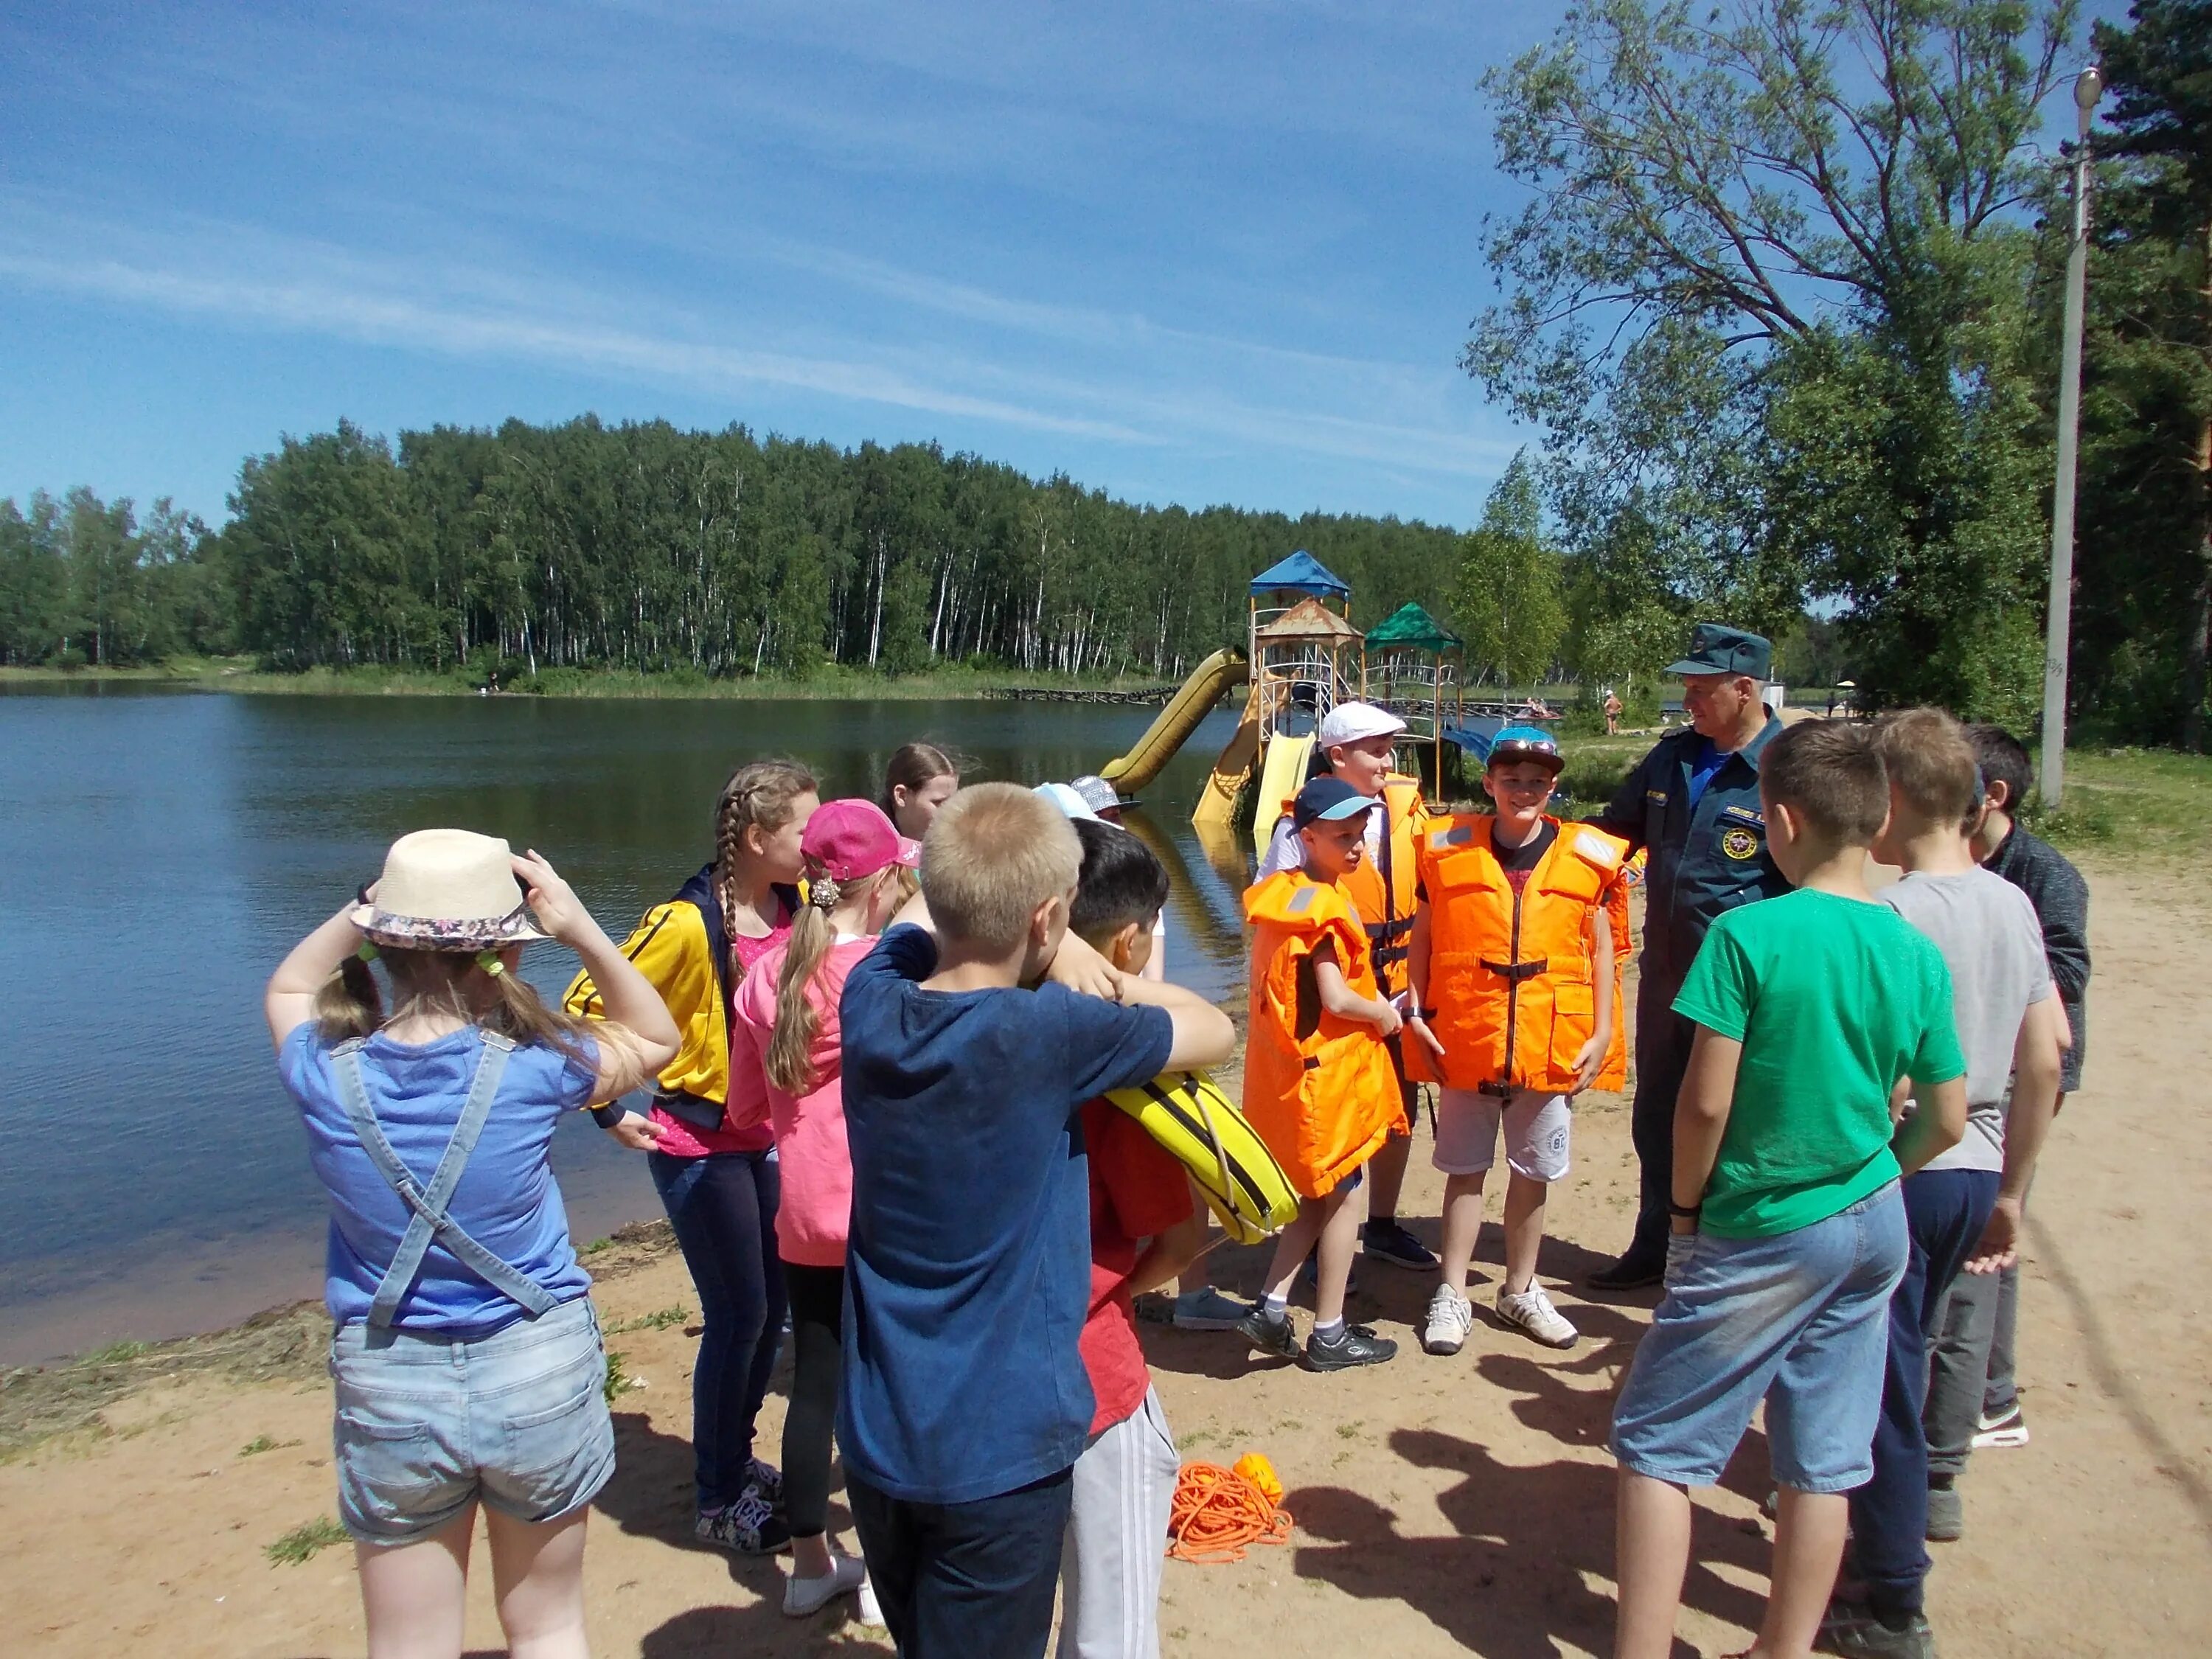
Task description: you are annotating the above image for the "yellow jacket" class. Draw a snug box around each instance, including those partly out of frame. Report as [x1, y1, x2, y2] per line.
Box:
[562, 863, 739, 1108]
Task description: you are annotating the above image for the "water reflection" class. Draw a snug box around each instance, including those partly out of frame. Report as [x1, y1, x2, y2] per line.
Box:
[0, 689, 1253, 1363]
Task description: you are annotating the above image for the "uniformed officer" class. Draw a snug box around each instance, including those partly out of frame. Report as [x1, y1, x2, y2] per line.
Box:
[1585, 623, 1791, 1289]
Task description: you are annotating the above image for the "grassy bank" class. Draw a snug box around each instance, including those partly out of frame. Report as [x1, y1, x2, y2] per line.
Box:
[0, 656, 1189, 700]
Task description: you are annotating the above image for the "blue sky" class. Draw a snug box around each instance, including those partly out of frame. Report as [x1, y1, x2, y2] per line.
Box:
[0, 1, 1571, 530]
[1, 3, 2118, 533]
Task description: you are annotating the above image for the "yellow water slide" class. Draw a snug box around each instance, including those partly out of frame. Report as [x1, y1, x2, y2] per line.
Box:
[1248, 731, 1314, 859]
[1099, 648, 1247, 793]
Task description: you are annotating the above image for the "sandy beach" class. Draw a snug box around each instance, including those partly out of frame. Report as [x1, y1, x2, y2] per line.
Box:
[5, 858, 2207, 1658]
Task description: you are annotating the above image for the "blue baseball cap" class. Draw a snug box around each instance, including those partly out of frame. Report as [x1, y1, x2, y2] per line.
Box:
[1293, 776, 1380, 830]
[1487, 724, 1564, 775]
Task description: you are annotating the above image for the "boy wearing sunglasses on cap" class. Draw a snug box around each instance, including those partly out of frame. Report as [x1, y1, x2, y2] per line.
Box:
[1405, 726, 1630, 1354]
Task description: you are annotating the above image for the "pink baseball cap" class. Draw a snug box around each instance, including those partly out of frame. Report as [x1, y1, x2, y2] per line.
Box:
[801, 799, 922, 882]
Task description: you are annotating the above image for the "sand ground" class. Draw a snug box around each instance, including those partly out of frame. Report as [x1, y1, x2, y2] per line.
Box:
[4, 860, 2208, 1658]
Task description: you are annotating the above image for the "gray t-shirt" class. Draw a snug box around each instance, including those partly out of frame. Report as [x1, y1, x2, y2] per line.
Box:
[1882, 867, 2053, 1174]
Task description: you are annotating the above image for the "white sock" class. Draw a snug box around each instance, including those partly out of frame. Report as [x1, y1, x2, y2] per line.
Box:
[1262, 1291, 1289, 1317]
[1312, 1316, 1345, 1341]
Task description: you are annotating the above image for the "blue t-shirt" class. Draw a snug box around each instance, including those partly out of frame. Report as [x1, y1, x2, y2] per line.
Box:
[1685, 737, 1729, 808]
[279, 1024, 599, 1334]
[835, 925, 1175, 1504]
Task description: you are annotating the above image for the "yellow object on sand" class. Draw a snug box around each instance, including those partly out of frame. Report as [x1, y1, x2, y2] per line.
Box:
[1233, 1453, 1283, 1506]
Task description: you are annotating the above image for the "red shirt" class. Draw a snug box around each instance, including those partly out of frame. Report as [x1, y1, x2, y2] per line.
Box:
[1077, 1099, 1198, 1434]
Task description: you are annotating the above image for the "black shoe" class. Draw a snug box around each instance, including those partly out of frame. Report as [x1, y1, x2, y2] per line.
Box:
[1361, 1219, 1439, 1270]
[1237, 1304, 1299, 1359]
[1821, 1598, 1935, 1658]
[1586, 1250, 1665, 1291]
[1302, 1321, 1398, 1371]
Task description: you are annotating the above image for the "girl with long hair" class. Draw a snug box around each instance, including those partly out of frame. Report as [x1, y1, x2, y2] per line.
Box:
[267, 830, 678, 1659]
[880, 741, 959, 840]
[563, 759, 820, 1553]
[727, 799, 916, 1618]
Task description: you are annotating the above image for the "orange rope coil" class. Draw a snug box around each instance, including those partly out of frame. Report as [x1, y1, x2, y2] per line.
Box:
[1166, 1460, 1293, 1563]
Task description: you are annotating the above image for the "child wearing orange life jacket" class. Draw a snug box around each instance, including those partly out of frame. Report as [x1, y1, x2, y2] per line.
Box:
[1237, 777, 1410, 1372]
[1404, 727, 1628, 1356]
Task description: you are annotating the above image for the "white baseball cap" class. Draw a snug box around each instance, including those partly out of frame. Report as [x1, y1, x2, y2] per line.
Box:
[1033, 781, 1100, 821]
[1317, 702, 1406, 748]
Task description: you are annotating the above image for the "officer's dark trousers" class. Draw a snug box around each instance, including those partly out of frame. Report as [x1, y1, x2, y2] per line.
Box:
[1628, 970, 1698, 1265]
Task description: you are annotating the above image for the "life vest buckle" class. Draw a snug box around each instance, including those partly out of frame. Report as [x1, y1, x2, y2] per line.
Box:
[1477, 957, 1551, 983]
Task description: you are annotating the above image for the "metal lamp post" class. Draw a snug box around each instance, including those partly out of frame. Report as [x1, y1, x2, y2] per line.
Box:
[2039, 63, 2104, 808]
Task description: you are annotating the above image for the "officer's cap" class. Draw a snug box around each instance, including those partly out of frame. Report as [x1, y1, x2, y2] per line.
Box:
[1666, 623, 1771, 681]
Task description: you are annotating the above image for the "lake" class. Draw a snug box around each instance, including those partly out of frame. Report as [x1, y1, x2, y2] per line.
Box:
[0, 686, 1255, 1366]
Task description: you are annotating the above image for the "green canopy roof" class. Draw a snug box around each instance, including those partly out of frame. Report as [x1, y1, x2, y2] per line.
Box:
[1364, 601, 1462, 653]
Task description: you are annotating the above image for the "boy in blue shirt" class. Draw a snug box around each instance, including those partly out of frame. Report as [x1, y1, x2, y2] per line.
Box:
[1608, 720, 1968, 1659]
[837, 782, 1236, 1658]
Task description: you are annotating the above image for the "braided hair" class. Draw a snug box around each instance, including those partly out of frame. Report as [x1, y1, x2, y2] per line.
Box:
[712, 759, 820, 953]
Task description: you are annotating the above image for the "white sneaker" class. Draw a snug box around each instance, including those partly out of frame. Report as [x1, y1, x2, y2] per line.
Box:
[1497, 1281, 1579, 1348]
[856, 1574, 884, 1627]
[782, 1551, 866, 1618]
[1422, 1284, 1474, 1355]
[1172, 1287, 1250, 1331]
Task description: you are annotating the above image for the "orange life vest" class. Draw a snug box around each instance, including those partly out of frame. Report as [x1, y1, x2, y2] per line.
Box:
[1412, 815, 1630, 1096]
[1337, 775, 1425, 998]
[1242, 872, 1407, 1198]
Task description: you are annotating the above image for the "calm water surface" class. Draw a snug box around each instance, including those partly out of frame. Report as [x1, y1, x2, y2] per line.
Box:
[0, 688, 1253, 1365]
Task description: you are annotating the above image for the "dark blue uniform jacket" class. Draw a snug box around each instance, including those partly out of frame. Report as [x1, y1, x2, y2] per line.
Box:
[1588, 717, 1791, 991]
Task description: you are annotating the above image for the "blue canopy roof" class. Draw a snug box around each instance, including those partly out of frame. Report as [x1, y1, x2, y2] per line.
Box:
[1249, 550, 1350, 599]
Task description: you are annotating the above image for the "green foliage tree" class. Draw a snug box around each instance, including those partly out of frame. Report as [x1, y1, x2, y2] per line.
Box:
[1453, 452, 1566, 690]
[1472, 0, 2079, 719]
[2079, 0, 2212, 748]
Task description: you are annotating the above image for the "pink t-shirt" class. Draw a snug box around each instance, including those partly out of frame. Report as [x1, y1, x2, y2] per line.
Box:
[728, 935, 875, 1267]
[646, 922, 787, 1160]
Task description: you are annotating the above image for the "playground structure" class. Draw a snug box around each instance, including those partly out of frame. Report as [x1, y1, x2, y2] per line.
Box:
[1099, 551, 1537, 852]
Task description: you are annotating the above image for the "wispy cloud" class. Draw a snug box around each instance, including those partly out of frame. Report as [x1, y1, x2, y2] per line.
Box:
[0, 204, 1510, 487]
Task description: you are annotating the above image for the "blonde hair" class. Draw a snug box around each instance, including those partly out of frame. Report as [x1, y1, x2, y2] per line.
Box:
[714, 759, 819, 934]
[765, 865, 889, 1095]
[919, 782, 1081, 950]
[1876, 707, 1979, 827]
[313, 946, 598, 1062]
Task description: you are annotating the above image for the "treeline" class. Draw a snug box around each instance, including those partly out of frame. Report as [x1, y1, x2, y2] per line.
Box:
[0, 420, 1465, 684]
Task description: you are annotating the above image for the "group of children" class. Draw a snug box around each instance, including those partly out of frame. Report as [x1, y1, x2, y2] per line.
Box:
[274, 693, 2088, 1659]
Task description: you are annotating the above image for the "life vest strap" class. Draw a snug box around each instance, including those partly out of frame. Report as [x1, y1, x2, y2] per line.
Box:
[1478, 957, 1551, 983]
[1476, 1079, 1520, 1099]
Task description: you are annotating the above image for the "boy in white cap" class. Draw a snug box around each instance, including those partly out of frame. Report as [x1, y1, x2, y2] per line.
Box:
[1255, 702, 1436, 1271]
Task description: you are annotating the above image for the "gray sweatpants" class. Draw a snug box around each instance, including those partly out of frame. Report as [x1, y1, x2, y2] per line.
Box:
[1058, 1385, 1180, 1659]
[1926, 1267, 2003, 1481]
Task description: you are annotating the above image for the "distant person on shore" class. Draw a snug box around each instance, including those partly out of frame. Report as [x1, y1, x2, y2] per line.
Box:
[835, 783, 1234, 1655]
[1255, 703, 1439, 1275]
[1961, 723, 2089, 1455]
[1060, 817, 1211, 1659]
[563, 759, 821, 1554]
[882, 741, 961, 841]
[1239, 778, 1410, 1371]
[1608, 720, 1966, 1659]
[1584, 625, 1790, 1290]
[1604, 689, 1624, 735]
[1405, 727, 1629, 1357]
[726, 801, 917, 1622]
[267, 830, 678, 1659]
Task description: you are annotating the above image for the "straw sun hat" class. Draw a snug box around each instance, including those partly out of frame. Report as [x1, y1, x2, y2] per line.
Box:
[350, 828, 550, 950]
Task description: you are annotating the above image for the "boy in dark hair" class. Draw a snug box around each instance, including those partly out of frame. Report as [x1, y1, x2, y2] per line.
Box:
[1609, 720, 1968, 1659]
[1060, 818, 1208, 1659]
[1961, 724, 2090, 1455]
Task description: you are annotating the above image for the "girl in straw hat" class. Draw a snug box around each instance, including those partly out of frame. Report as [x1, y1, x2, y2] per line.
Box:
[265, 829, 678, 1659]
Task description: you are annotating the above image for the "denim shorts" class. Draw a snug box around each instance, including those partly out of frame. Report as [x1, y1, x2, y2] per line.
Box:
[1610, 1180, 1907, 1493]
[328, 1295, 616, 1545]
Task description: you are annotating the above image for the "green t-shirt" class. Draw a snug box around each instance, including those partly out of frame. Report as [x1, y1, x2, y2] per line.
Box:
[1673, 888, 1964, 1239]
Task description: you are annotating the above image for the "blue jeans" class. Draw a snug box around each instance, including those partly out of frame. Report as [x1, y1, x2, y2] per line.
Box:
[851, 1466, 1074, 1659]
[1850, 1166, 1999, 1619]
[328, 1296, 615, 1545]
[648, 1147, 787, 1511]
[1611, 1181, 1907, 1492]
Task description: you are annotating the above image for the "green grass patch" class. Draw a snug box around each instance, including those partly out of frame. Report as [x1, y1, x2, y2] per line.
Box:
[608, 1304, 690, 1335]
[265, 1515, 349, 1567]
[602, 1349, 639, 1404]
[2030, 747, 2211, 863]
